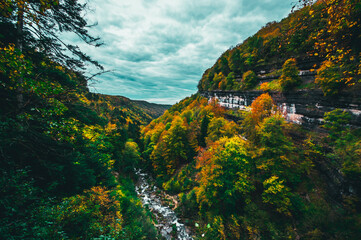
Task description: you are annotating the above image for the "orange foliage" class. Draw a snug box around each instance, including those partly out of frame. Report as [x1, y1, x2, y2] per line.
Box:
[250, 93, 277, 124]
[53, 186, 123, 237]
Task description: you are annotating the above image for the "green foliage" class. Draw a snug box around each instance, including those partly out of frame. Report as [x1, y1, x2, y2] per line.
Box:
[142, 95, 225, 180]
[315, 60, 343, 96]
[179, 190, 198, 216]
[226, 72, 235, 90]
[206, 117, 238, 143]
[241, 70, 258, 89]
[322, 110, 361, 198]
[262, 176, 292, 216]
[199, 114, 209, 147]
[120, 141, 141, 175]
[197, 0, 361, 93]
[196, 137, 254, 216]
[229, 49, 242, 73]
[323, 109, 351, 139]
[0, 12, 157, 238]
[199, 216, 226, 240]
[279, 58, 301, 91]
[163, 164, 195, 194]
[161, 116, 189, 173]
[256, 114, 297, 183]
[36, 187, 124, 239]
[140, 92, 361, 239]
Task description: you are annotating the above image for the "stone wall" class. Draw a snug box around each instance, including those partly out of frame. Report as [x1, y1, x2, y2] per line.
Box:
[200, 90, 361, 127]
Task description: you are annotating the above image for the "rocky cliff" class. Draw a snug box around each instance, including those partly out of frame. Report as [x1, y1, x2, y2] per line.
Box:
[200, 90, 361, 128]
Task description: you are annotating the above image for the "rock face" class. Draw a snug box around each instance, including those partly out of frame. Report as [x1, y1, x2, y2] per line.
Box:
[200, 90, 361, 128]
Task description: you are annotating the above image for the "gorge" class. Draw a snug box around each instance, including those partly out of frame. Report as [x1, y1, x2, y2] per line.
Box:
[1, 0, 361, 239]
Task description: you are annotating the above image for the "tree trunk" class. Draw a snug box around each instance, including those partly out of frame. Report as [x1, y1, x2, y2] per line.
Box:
[16, 3, 24, 110]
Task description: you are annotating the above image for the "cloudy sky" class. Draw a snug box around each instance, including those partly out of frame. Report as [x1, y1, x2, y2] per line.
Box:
[78, 0, 293, 104]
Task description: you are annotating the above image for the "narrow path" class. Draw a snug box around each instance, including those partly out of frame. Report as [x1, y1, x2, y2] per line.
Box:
[135, 170, 193, 240]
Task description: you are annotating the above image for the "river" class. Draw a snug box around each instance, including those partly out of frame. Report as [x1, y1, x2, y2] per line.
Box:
[135, 170, 194, 240]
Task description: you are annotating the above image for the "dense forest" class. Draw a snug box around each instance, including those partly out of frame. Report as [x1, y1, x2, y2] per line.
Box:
[197, 0, 361, 95]
[0, 1, 166, 239]
[1, 0, 361, 239]
[141, 93, 361, 239]
[140, 0, 361, 239]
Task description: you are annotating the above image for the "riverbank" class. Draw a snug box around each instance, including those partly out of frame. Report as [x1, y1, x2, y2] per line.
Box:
[135, 170, 194, 240]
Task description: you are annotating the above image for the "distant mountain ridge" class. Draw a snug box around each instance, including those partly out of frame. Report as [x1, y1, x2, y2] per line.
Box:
[97, 94, 171, 120]
[132, 99, 172, 119]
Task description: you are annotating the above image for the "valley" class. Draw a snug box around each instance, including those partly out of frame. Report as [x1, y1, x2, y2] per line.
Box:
[1, 0, 361, 239]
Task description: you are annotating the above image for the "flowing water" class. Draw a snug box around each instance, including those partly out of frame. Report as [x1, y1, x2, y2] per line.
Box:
[135, 170, 194, 240]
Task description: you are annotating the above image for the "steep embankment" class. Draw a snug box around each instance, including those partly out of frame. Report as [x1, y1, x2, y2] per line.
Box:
[141, 93, 361, 239]
[0, 41, 160, 240]
[201, 89, 361, 127]
[197, 0, 361, 128]
[140, 1, 361, 239]
[197, 0, 361, 96]
[0, 1, 165, 239]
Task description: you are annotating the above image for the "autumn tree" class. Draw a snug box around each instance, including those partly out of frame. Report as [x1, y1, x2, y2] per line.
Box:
[206, 117, 238, 143]
[242, 93, 278, 141]
[262, 176, 292, 216]
[212, 72, 225, 90]
[0, 0, 103, 69]
[241, 70, 258, 90]
[313, 0, 361, 94]
[279, 58, 301, 91]
[196, 137, 254, 216]
[315, 60, 343, 96]
[229, 49, 242, 74]
[255, 114, 297, 183]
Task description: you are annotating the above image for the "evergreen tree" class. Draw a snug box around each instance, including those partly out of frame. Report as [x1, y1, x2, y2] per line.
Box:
[199, 114, 209, 147]
[1, 0, 103, 70]
[279, 58, 301, 91]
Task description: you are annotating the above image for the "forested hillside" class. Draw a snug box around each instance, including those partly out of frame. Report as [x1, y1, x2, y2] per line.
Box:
[141, 93, 361, 239]
[0, 1, 158, 239]
[198, 0, 361, 95]
[2, 0, 361, 239]
[98, 94, 171, 119]
[140, 0, 361, 239]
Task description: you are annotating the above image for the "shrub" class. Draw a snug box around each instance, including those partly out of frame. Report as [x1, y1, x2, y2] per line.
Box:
[260, 80, 281, 92]
[315, 60, 343, 96]
[279, 58, 301, 91]
[262, 176, 292, 216]
[37, 187, 124, 239]
[242, 70, 258, 89]
[323, 109, 351, 139]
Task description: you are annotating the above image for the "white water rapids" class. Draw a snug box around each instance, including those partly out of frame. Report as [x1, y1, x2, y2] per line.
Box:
[135, 170, 194, 240]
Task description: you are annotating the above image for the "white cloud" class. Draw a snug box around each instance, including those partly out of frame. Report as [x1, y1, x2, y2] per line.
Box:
[75, 0, 292, 104]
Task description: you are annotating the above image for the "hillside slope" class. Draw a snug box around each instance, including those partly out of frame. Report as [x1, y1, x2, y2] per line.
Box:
[132, 99, 172, 119]
[198, 0, 361, 95]
[141, 92, 361, 239]
[0, 16, 158, 240]
[98, 94, 171, 120]
[140, 1, 361, 239]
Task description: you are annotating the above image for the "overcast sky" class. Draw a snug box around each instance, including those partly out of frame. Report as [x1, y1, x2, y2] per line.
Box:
[77, 0, 293, 104]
